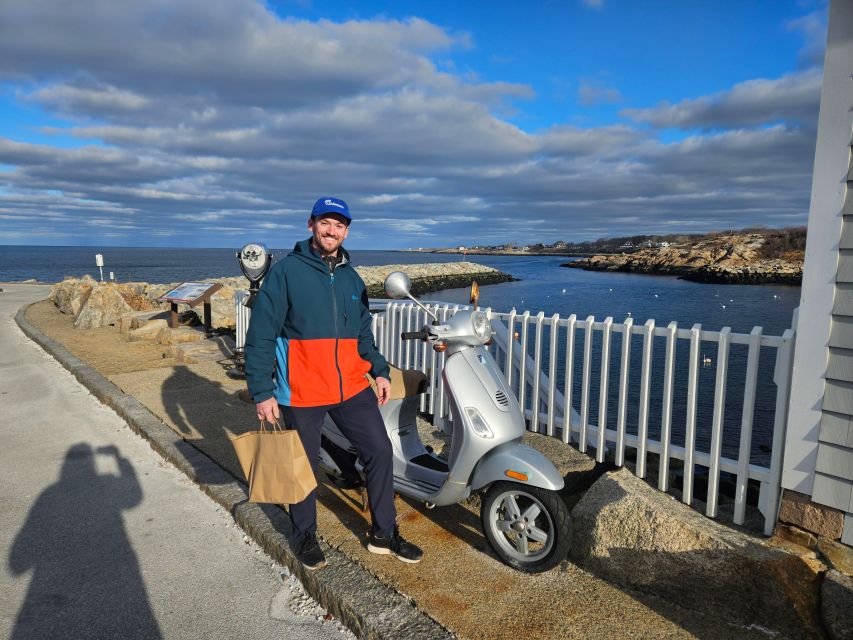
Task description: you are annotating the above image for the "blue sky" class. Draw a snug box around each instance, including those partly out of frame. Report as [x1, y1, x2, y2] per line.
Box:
[0, 0, 828, 248]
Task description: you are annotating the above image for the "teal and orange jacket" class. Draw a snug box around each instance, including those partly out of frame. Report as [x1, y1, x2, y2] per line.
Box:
[244, 239, 390, 407]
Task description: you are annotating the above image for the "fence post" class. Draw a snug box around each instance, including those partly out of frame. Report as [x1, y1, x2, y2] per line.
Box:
[597, 317, 613, 462]
[707, 326, 731, 518]
[506, 309, 516, 388]
[531, 312, 545, 432]
[734, 326, 763, 525]
[762, 327, 796, 535]
[518, 311, 531, 425]
[547, 313, 560, 437]
[659, 321, 678, 491]
[562, 315, 577, 444]
[637, 319, 655, 477]
[579, 315, 594, 453]
[616, 317, 633, 466]
[683, 324, 702, 505]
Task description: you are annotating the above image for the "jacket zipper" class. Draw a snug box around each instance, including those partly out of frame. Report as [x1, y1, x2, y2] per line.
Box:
[329, 265, 344, 402]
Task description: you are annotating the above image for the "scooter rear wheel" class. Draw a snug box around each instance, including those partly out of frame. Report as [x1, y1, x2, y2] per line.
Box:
[480, 481, 571, 573]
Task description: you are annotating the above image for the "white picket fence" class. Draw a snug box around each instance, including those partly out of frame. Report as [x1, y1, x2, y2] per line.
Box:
[235, 293, 796, 535]
[370, 300, 796, 535]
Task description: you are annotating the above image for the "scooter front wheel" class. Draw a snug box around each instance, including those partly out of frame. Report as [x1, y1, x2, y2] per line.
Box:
[480, 481, 571, 573]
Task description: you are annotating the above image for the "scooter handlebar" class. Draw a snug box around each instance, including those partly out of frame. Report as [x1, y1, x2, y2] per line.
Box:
[401, 330, 430, 340]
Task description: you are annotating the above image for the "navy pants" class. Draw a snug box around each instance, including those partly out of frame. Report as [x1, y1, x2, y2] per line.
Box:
[280, 386, 396, 543]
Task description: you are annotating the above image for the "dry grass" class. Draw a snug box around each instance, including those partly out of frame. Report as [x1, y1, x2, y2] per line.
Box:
[25, 299, 179, 377]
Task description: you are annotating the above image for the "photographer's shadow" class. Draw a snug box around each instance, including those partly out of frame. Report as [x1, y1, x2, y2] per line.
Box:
[160, 364, 253, 483]
[8, 443, 161, 640]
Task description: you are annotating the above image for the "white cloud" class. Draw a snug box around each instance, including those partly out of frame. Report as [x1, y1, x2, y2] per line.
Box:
[621, 69, 821, 131]
[0, 0, 821, 247]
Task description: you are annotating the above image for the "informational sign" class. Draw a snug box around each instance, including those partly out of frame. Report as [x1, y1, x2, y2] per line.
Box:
[158, 282, 219, 305]
[157, 282, 223, 331]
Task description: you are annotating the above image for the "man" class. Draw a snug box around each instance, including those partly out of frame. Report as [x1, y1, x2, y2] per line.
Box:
[244, 196, 423, 570]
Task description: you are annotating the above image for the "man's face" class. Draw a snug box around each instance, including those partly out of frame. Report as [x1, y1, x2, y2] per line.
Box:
[308, 213, 350, 256]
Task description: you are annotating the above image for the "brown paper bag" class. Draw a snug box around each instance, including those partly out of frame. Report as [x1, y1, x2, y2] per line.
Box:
[229, 420, 317, 504]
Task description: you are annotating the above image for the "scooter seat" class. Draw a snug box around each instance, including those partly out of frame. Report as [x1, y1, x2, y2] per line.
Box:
[368, 365, 427, 400]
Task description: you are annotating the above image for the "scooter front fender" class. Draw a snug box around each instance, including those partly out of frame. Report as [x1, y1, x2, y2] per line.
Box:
[469, 442, 565, 492]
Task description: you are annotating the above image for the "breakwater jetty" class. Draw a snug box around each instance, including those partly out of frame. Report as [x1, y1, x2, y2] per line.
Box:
[356, 261, 513, 297]
[565, 232, 803, 285]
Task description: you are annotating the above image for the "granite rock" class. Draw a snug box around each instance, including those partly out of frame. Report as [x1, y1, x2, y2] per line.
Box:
[822, 570, 853, 640]
[74, 284, 135, 329]
[567, 233, 803, 285]
[570, 467, 824, 638]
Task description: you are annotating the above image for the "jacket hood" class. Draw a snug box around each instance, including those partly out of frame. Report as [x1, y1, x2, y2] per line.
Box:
[291, 237, 350, 271]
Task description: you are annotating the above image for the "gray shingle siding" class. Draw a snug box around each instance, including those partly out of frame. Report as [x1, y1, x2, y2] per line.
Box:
[823, 379, 853, 415]
[814, 130, 853, 522]
[841, 218, 853, 249]
[816, 442, 853, 481]
[830, 316, 853, 349]
[826, 346, 853, 381]
[820, 411, 853, 447]
[812, 472, 853, 511]
[836, 257, 853, 284]
[833, 284, 853, 315]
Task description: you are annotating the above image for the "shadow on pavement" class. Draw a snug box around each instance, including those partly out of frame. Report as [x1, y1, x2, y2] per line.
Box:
[160, 364, 249, 483]
[8, 443, 162, 640]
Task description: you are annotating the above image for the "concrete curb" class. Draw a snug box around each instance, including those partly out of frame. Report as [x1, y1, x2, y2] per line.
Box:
[15, 302, 453, 640]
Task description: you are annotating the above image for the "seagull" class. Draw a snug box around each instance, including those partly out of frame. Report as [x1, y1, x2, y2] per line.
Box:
[561, 288, 566, 294]
[609, 288, 613, 292]
[654, 294, 658, 298]
[721, 304, 726, 309]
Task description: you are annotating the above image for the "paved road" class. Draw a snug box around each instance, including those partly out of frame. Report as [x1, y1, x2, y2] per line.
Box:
[0, 284, 352, 640]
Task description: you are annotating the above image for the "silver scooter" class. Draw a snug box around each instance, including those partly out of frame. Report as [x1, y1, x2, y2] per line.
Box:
[319, 271, 572, 572]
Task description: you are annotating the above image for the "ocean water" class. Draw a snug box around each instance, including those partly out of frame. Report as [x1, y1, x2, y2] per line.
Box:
[0, 245, 799, 334]
[1, 244, 801, 469]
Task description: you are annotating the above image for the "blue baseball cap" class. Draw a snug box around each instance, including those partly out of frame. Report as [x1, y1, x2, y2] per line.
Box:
[311, 197, 351, 223]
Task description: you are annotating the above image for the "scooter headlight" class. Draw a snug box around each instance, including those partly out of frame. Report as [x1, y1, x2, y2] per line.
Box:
[464, 407, 494, 438]
[470, 311, 491, 343]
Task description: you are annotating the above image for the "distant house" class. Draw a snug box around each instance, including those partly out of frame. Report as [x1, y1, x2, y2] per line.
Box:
[619, 241, 634, 248]
[784, 0, 853, 547]
[658, 241, 671, 248]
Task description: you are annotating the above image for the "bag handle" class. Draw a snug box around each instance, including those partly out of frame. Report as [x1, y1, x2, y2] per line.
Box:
[258, 417, 285, 433]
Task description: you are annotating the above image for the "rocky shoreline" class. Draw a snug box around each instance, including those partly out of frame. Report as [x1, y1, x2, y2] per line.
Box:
[565, 232, 803, 285]
[46, 261, 512, 330]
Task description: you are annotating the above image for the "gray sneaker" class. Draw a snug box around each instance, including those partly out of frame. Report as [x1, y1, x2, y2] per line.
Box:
[367, 527, 423, 563]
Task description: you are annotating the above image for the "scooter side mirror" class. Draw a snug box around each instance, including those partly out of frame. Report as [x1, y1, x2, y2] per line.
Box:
[384, 271, 412, 299]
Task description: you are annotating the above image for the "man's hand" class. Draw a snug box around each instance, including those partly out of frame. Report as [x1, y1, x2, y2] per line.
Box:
[375, 376, 391, 406]
[256, 397, 280, 423]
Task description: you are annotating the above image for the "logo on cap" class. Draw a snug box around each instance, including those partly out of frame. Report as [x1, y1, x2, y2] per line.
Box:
[324, 199, 345, 209]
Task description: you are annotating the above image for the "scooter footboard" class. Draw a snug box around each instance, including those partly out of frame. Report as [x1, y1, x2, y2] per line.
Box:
[469, 443, 565, 492]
